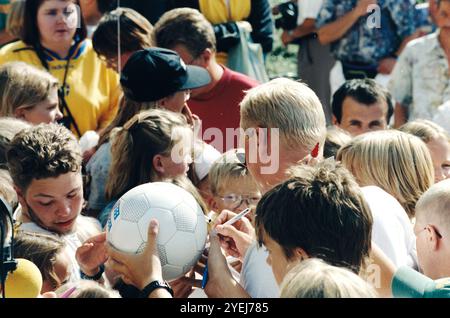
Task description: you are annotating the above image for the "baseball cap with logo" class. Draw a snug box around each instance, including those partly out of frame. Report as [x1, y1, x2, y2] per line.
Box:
[120, 48, 211, 102]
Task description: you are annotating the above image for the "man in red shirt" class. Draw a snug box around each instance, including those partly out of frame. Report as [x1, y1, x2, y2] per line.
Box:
[153, 7, 259, 152]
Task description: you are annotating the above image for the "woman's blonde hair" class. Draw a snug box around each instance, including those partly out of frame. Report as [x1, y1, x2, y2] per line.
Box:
[337, 130, 434, 218]
[398, 119, 450, 143]
[105, 109, 190, 201]
[0, 62, 59, 117]
[280, 258, 377, 298]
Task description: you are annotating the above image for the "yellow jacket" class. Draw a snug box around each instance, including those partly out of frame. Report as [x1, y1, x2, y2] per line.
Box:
[0, 40, 121, 137]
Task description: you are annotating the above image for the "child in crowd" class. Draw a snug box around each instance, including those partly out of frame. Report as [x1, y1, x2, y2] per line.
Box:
[99, 109, 194, 227]
[85, 47, 210, 217]
[92, 7, 153, 72]
[0, 62, 62, 125]
[399, 119, 450, 183]
[13, 231, 71, 293]
[280, 258, 377, 298]
[208, 149, 261, 223]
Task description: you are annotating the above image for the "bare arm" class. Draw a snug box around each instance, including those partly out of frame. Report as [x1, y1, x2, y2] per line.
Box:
[367, 243, 396, 298]
[318, 0, 376, 45]
[282, 19, 317, 45]
[394, 102, 408, 128]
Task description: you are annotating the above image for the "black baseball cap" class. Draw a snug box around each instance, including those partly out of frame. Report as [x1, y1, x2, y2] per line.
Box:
[120, 48, 211, 102]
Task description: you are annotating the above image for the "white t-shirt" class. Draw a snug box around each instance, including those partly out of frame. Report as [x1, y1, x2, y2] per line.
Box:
[297, 0, 324, 25]
[240, 242, 279, 298]
[361, 186, 418, 269]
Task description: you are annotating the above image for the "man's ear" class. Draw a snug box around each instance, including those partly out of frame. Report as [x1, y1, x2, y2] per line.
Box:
[332, 115, 339, 126]
[14, 185, 27, 210]
[14, 107, 26, 120]
[152, 154, 165, 175]
[425, 224, 442, 251]
[292, 247, 309, 262]
[197, 49, 213, 68]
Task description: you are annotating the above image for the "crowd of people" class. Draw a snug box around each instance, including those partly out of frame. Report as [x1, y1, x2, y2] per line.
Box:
[0, 0, 450, 299]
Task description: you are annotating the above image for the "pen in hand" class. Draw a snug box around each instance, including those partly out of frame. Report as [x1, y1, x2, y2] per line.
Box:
[202, 208, 251, 289]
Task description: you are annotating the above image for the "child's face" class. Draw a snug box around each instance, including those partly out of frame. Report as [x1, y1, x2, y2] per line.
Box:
[16, 86, 63, 125]
[19, 171, 83, 235]
[156, 129, 193, 179]
[213, 178, 261, 221]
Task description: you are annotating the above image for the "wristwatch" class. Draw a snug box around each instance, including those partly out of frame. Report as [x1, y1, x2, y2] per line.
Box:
[80, 264, 105, 281]
[140, 280, 174, 298]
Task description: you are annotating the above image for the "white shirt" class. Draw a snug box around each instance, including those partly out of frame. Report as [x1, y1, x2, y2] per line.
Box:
[240, 242, 279, 298]
[297, 0, 324, 25]
[389, 31, 450, 122]
[361, 186, 418, 269]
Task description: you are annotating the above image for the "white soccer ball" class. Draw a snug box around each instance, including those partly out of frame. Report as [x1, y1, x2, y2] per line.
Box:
[106, 182, 208, 281]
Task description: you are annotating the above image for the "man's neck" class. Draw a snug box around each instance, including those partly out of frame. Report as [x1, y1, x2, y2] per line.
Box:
[191, 61, 224, 97]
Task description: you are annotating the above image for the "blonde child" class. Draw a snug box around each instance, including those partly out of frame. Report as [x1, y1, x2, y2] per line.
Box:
[280, 258, 377, 298]
[0, 62, 62, 125]
[208, 149, 261, 224]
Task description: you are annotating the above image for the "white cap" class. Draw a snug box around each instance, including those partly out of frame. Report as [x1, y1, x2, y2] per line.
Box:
[193, 142, 221, 181]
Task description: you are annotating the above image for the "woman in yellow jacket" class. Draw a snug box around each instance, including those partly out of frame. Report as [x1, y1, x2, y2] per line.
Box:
[0, 0, 120, 138]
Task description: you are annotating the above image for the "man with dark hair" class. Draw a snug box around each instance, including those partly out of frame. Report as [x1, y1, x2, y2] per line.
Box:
[332, 79, 393, 136]
[255, 161, 373, 284]
[153, 8, 259, 151]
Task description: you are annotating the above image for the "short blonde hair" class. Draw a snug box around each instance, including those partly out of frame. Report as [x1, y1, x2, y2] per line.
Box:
[208, 149, 257, 196]
[337, 130, 434, 218]
[240, 78, 326, 151]
[398, 119, 449, 143]
[280, 258, 377, 298]
[416, 179, 450, 233]
[0, 62, 59, 117]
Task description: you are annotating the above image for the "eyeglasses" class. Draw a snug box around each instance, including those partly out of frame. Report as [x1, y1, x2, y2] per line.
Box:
[220, 193, 261, 210]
